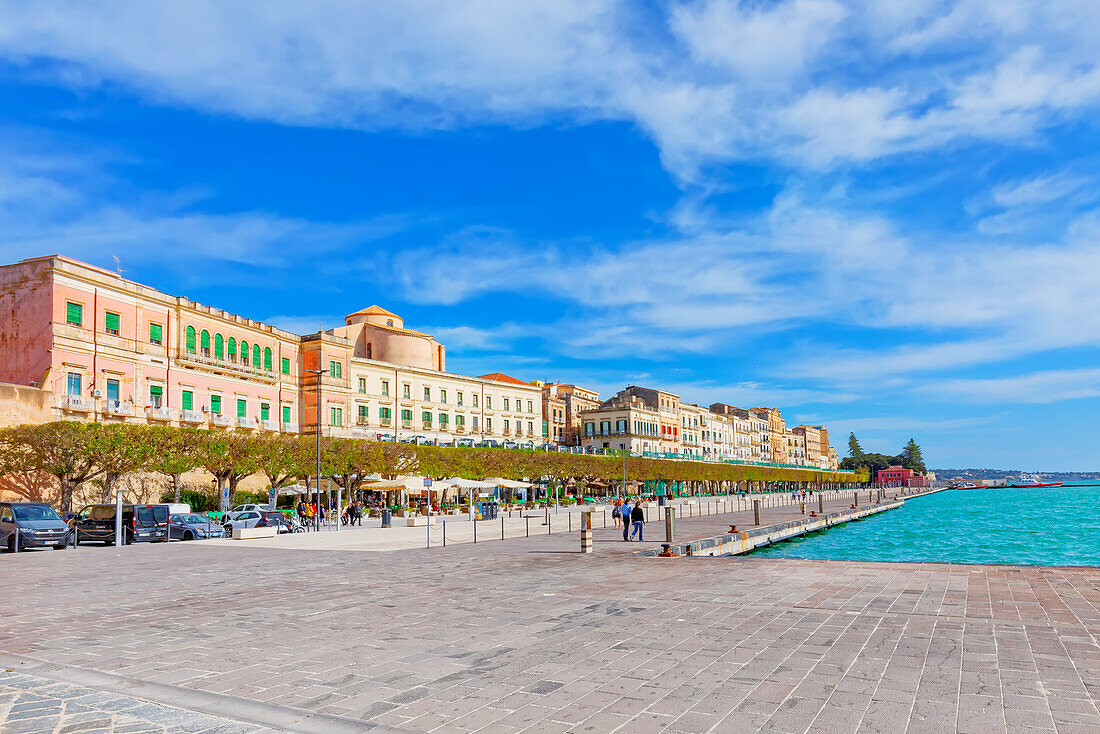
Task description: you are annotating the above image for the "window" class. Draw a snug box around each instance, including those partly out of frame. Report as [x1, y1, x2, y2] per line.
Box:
[601, 420, 611, 434]
[365, 343, 372, 359]
[104, 311, 120, 335]
[330, 407, 343, 426]
[503, 398, 509, 411]
[261, 403, 270, 421]
[585, 422, 595, 436]
[185, 326, 197, 353]
[358, 378, 366, 393]
[381, 380, 389, 397]
[403, 384, 410, 399]
[210, 394, 222, 414]
[485, 418, 492, 432]
[380, 407, 391, 424]
[472, 416, 479, 430]
[528, 421, 534, 435]
[228, 338, 237, 360]
[386, 319, 393, 327]
[237, 398, 247, 418]
[282, 405, 291, 424]
[528, 400, 534, 414]
[149, 322, 163, 345]
[503, 419, 510, 432]
[472, 394, 478, 408]
[200, 330, 211, 356]
[422, 410, 432, 425]
[329, 360, 341, 378]
[253, 344, 261, 369]
[617, 419, 626, 432]
[486, 396, 492, 410]
[357, 405, 368, 424]
[214, 333, 224, 360]
[439, 413, 448, 428]
[66, 372, 81, 396]
[105, 379, 119, 402]
[423, 386, 431, 401]
[149, 385, 163, 408]
[401, 409, 412, 422]
[456, 414, 465, 427]
[66, 302, 83, 327]
[456, 392, 463, 406]
[182, 390, 193, 411]
[263, 347, 272, 371]
[240, 341, 249, 365]
[281, 357, 290, 375]
[440, 389, 447, 404]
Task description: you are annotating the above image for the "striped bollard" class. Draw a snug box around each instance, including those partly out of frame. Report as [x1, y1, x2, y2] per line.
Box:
[580, 510, 593, 554]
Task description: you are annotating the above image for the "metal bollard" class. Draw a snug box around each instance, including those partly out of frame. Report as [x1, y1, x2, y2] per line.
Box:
[753, 500, 761, 525]
[526, 516, 530, 537]
[665, 506, 676, 543]
[502, 515, 505, 540]
[473, 519, 477, 544]
[12, 525, 19, 554]
[443, 520, 447, 547]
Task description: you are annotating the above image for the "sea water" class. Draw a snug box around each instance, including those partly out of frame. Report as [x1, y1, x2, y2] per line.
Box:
[747, 486, 1099, 566]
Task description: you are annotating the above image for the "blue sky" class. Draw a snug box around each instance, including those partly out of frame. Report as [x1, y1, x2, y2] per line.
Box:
[1, 1, 1099, 470]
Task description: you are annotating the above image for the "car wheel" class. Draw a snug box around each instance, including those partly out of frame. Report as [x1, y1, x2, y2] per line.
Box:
[184, 531, 194, 541]
[52, 544, 67, 551]
[6, 536, 14, 553]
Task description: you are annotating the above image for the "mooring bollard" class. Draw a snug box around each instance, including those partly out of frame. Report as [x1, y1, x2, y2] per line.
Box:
[800, 502, 805, 515]
[753, 499, 762, 525]
[665, 506, 676, 543]
[818, 494, 825, 514]
[853, 491, 859, 507]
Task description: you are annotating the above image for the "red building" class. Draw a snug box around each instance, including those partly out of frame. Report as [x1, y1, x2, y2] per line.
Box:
[876, 466, 928, 487]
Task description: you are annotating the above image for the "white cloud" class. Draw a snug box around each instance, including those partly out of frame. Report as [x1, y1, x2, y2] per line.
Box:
[925, 369, 1100, 404]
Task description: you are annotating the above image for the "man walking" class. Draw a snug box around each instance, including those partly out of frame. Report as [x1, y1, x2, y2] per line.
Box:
[630, 500, 645, 541]
[622, 500, 631, 542]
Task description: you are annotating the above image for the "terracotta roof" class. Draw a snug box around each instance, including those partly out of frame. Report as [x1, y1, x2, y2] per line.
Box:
[478, 372, 530, 386]
[349, 305, 399, 318]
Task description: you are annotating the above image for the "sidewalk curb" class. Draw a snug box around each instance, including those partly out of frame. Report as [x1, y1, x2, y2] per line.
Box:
[0, 651, 407, 734]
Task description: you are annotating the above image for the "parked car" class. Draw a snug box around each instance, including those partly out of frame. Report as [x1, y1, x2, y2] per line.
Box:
[229, 503, 273, 514]
[502, 441, 519, 450]
[223, 509, 279, 534]
[1, 502, 70, 552]
[258, 511, 292, 533]
[169, 513, 226, 540]
[74, 504, 170, 545]
[456, 438, 476, 447]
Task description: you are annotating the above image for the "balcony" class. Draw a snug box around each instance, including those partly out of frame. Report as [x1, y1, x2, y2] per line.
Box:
[282, 422, 299, 434]
[180, 410, 205, 424]
[211, 414, 232, 428]
[237, 417, 258, 429]
[174, 350, 276, 383]
[455, 425, 465, 433]
[59, 395, 95, 412]
[145, 406, 175, 422]
[379, 418, 391, 427]
[260, 419, 279, 431]
[401, 420, 412, 428]
[103, 400, 135, 417]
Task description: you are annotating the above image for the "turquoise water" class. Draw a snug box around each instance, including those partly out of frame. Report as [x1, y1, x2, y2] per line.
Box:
[748, 487, 1100, 566]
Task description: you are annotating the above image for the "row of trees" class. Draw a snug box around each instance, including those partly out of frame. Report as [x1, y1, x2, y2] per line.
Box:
[842, 434, 927, 475]
[0, 422, 866, 512]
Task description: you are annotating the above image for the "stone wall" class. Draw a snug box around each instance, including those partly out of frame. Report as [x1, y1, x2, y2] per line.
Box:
[0, 382, 53, 428]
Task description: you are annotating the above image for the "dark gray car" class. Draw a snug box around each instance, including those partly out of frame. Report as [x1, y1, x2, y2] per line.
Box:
[1, 502, 70, 552]
[169, 513, 226, 540]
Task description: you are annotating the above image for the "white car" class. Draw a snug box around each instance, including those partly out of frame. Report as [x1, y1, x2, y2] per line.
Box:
[229, 503, 272, 514]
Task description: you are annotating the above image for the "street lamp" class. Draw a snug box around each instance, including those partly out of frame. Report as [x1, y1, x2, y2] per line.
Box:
[306, 366, 327, 532]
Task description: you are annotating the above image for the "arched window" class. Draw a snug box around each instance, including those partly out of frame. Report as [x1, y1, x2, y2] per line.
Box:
[263, 347, 272, 371]
[386, 319, 393, 327]
[252, 343, 261, 368]
[200, 329, 210, 356]
[214, 333, 224, 360]
[240, 341, 249, 365]
[185, 326, 196, 353]
[228, 337, 236, 360]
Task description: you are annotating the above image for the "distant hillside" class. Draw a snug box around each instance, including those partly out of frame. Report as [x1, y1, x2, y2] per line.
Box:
[934, 468, 1100, 481]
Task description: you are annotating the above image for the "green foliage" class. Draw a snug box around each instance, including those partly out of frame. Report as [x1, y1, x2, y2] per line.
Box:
[160, 488, 214, 512]
[847, 433, 865, 461]
[902, 438, 926, 474]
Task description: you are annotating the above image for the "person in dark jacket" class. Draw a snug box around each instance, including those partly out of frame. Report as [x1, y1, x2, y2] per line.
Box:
[630, 501, 645, 541]
[622, 499, 631, 541]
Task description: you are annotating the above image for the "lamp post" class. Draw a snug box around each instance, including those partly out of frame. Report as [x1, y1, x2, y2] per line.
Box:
[306, 366, 327, 532]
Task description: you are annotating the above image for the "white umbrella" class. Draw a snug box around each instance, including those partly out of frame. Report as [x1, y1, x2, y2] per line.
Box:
[483, 477, 535, 489]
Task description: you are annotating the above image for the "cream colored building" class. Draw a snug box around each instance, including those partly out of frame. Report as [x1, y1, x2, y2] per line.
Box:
[538, 382, 599, 446]
[578, 393, 661, 454]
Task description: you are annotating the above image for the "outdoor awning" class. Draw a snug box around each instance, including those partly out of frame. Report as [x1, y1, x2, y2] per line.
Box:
[445, 477, 499, 489]
[483, 477, 536, 489]
[277, 484, 311, 496]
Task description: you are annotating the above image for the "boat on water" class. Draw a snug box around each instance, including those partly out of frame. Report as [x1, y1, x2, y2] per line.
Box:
[1006, 473, 1062, 488]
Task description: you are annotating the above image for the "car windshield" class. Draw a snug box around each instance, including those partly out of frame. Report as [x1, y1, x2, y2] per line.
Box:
[12, 505, 60, 521]
[181, 515, 210, 524]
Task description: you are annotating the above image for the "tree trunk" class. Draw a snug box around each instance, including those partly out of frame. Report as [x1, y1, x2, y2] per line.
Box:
[59, 475, 74, 513]
[101, 471, 120, 504]
[172, 473, 182, 503]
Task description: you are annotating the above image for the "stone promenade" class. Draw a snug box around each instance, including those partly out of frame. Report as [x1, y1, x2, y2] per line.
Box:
[1, 492, 1098, 733]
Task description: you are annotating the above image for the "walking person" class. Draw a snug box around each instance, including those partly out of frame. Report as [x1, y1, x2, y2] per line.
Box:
[612, 500, 622, 529]
[630, 500, 645, 541]
[622, 499, 631, 542]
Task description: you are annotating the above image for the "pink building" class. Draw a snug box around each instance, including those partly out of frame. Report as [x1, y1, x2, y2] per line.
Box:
[0, 255, 302, 432]
[876, 466, 928, 488]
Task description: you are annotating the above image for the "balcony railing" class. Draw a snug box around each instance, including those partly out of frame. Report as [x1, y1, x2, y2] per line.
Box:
[104, 400, 135, 417]
[401, 420, 412, 428]
[260, 419, 279, 431]
[146, 406, 175, 421]
[211, 414, 232, 428]
[174, 350, 277, 383]
[180, 410, 205, 424]
[237, 417, 258, 429]
[59, 395, 95, 412]
[282, 422, 299, 434]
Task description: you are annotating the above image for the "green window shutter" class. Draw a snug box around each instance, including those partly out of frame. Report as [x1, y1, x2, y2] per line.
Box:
[240, 341, 249, 364]
[186, 326, 196, 352]
[261, 403, 270, 421]
[282, 405, 291, 423]
[210, 395, 221, 414]
[228, 337, 236, 358]
[358, 405, 367, 422]
[214, 334, 224, 359]
[263, 347, 272, 371]
[66, 302, 83, 326]
[149, 322, 163, 343]
[281, 357, 290, 375]
[200, 330, 210, 350]
[252, 344, 260, 367]
[104, 312, 120, 333]
[181, 391, 193, 411]
[237, 399, 246, 418]
[149, 385, 162, 397]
